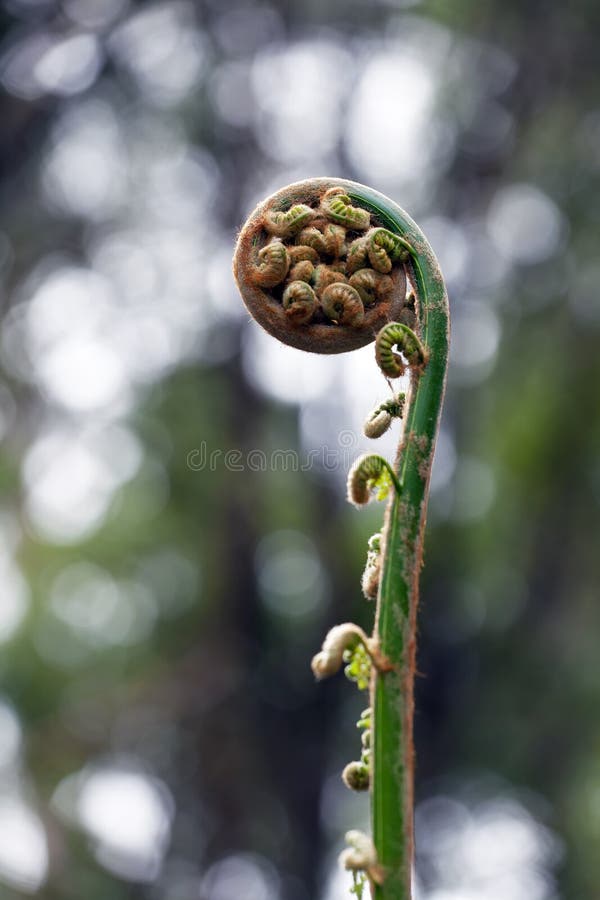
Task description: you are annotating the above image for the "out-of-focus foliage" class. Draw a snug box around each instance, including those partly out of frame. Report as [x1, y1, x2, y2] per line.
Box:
[0, 1, 598, 898]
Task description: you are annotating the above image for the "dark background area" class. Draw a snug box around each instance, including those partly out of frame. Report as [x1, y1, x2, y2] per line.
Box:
[0, 0, 599, 898]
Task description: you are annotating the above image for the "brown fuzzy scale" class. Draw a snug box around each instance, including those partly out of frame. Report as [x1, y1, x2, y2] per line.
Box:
[397, 290, 417, 329]
[398, 305, 417, 329]
[233, 178, 407, 354]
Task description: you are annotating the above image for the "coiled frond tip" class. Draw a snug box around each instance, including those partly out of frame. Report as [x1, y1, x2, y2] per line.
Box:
[375, 321, 427, 379]
[311, 623, 369, 681]
[342, 761, 370, 792]
[340, 831, 385, 885]
[347, 454, 401, 506]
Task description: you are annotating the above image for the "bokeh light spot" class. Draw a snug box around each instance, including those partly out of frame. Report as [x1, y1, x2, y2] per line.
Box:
[108, 3, 206, 105]
[256, 530, 325, 620]
[23, 424, 142, 543]
[42, 102, 126, 220]
[0, 550, 30, 644]
[0, 799, 48, 893]
[0, 700, 22, 769]
[487, 183, 566, 265]
[34, 33, 102, 96]
[77, 764, 174, 882]
[201, 853, 280, 900]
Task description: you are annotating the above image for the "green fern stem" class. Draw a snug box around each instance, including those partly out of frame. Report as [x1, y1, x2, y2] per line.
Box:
[347, 185, 449, 899]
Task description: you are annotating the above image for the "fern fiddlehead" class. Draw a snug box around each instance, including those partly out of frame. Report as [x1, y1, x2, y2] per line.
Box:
[288, 259, 315, 283]
[264, 203, 316, 237]
[367, 228, 412, 273]
[233, 178, 408, 354]
[349, 268, 394, 307]
[289, 244, 320, 265]
[375, 321, 427, 378]
[362, 533, 382, 601]
[233, 178, 449, 900]
[347, 454, 402, 506]
[320, 187, 372, 230]
[312, 263, 347, 296]
[321, 282, 365, 327]
[346, 236, 370, 275]
[296, 225, 328, 255]
[363, 395, 405, 440]
[251, 241, 290, 288]
[282, 281, 318, 325]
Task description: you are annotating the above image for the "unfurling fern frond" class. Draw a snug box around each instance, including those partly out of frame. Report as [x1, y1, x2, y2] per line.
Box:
[347, 454, 401, 506]
[375, 322, 427, 378]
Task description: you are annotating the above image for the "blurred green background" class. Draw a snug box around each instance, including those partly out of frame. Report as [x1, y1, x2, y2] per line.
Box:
[0, 0, 599, 898]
